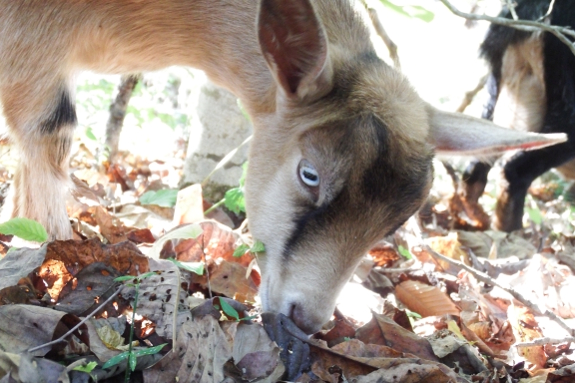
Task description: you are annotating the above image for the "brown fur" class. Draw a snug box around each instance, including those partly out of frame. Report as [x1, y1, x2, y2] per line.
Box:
[0, 0, 564, 333]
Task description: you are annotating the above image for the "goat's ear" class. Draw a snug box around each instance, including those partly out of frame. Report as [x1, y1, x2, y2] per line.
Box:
[258, 0, 333, 101]
[427, 105, 567, 156]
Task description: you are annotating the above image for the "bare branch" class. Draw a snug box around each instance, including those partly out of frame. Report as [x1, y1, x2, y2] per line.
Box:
[28, 285, 124, 353]
[439, 0, 575, 57]
[505, 0, 519, 21]
[515, 336, 575, 348]
[456, 74, 488, 113]
[367, 8, 401, 69]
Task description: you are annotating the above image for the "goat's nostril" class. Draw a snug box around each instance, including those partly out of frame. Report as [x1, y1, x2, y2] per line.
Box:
[290, 303, 315, 334]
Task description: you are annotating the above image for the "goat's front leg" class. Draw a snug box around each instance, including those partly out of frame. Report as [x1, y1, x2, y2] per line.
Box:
[1, 80, 75, 240]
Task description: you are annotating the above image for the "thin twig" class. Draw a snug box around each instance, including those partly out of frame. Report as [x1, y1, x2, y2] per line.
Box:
[505, 0, 519, 21]
[28, 285, 123, 353]
[515, 336, 575, 348]
[423, 245, 575, 337]
[366, 8, 401, 69]
[456, 74, 488, 113]
[439, 0, 575, 57]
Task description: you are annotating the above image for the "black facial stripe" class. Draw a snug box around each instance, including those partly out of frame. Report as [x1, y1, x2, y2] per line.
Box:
[282, 200, 331, 259]
[40, 87, 77, 134]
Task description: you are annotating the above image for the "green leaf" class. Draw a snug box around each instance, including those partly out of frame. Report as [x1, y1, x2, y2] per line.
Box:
[219, 298, 240, 321]
[114, 275, 136, 282]
[129, 352, 137, 372]
[224, 187, 245, 214]
[380, 0, 434, 22]
[72, 361, 98, 373]
[102, 344, 167, 370]
[133, 343, 167, 356]
[139, 189, 178, 208]
[526, 206, 543, 225]
[139, 271, 159, 280]
[233, 244, 249, 258]
[102, 351, 130, 369]
[397, 245, 413, 260]
[85, 127, 97, 141]
[406, 310, 422, 319]
[250, 240, 265, 254]
[0, 218, 48, 242]
[167, 258, 204, 275]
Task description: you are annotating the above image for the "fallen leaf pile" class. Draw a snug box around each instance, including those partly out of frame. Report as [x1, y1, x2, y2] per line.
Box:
[0, 129, 574, 382]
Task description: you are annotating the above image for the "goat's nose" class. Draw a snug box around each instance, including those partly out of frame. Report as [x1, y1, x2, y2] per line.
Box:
[290, 303, 321, 335]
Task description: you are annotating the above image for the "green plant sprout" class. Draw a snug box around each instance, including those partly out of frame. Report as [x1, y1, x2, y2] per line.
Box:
[104, 272, 165, 381]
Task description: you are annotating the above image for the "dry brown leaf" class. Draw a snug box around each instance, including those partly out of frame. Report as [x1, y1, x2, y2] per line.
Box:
[84, 318, 123, 362]
[170, 220, 252, 267]
[318, 317, 357, 348]
[172, 183, 204, 225]
[455, 230, 493, 259]
[508, 305, 547, 371]
[176, 315, 232, 382]
[331, 339, 409, 359]
[547, 363, 575, 382]
[126, 228, 155, 244]
[40, 238, 149, 300]
[355, 313, 439, 362]
[1, 353, 68, 383]
[208, 260, 259, 303]
[0, 246, 48, 290]
[225, 321, 285, 382]
[0, 305, 76, 356]
[368, 242, 400, 268]
[426, 232, 471, 272]
[130, 258, 192, 341]
[90, 206, 129, 244]
[451, 188, 491, 231]
[350, 358, 460, 383]
[56, 262, 121, 316]
[395, 280, 460, 317]
[309, 343, 377, 381]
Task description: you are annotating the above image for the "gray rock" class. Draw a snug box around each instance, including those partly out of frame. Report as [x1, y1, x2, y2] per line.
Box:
[181, 82, 252, 201]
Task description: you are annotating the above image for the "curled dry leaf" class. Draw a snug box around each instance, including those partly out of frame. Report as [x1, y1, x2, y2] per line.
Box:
[7, 353, 68, 383]
[355, 313, 439, 362]
[0, 305, 77, 356]
[40, 238, 149, 300]
[427, 329, 487, 374]
[169, 220, 252, 267]
[172, 183, 204, 225]
[504, 254, 575, 319]
[176, 315, 233, 382]
[395, 280, 460, 318]
[128, 258, 191, 342]
[190, 259, 259, 304]
[349, 358, 460, 383]
[89, 205, 130, 244]
[508, 305, 547, 371]
[84, 319, 123, 363]
[367, 242, 400, 268]
[225, 321, 285, 382]
[426, 232, 471, 273]
[547, 362, 575, 382]
[56, 262, 122, 316]
[0, 245, 48, 290]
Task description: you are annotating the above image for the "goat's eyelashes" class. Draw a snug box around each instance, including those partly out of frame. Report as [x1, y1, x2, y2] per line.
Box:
[298, 160, 320, 188]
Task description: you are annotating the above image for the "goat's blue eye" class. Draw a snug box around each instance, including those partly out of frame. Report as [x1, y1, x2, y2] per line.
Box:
[299, 161, 320, 187]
